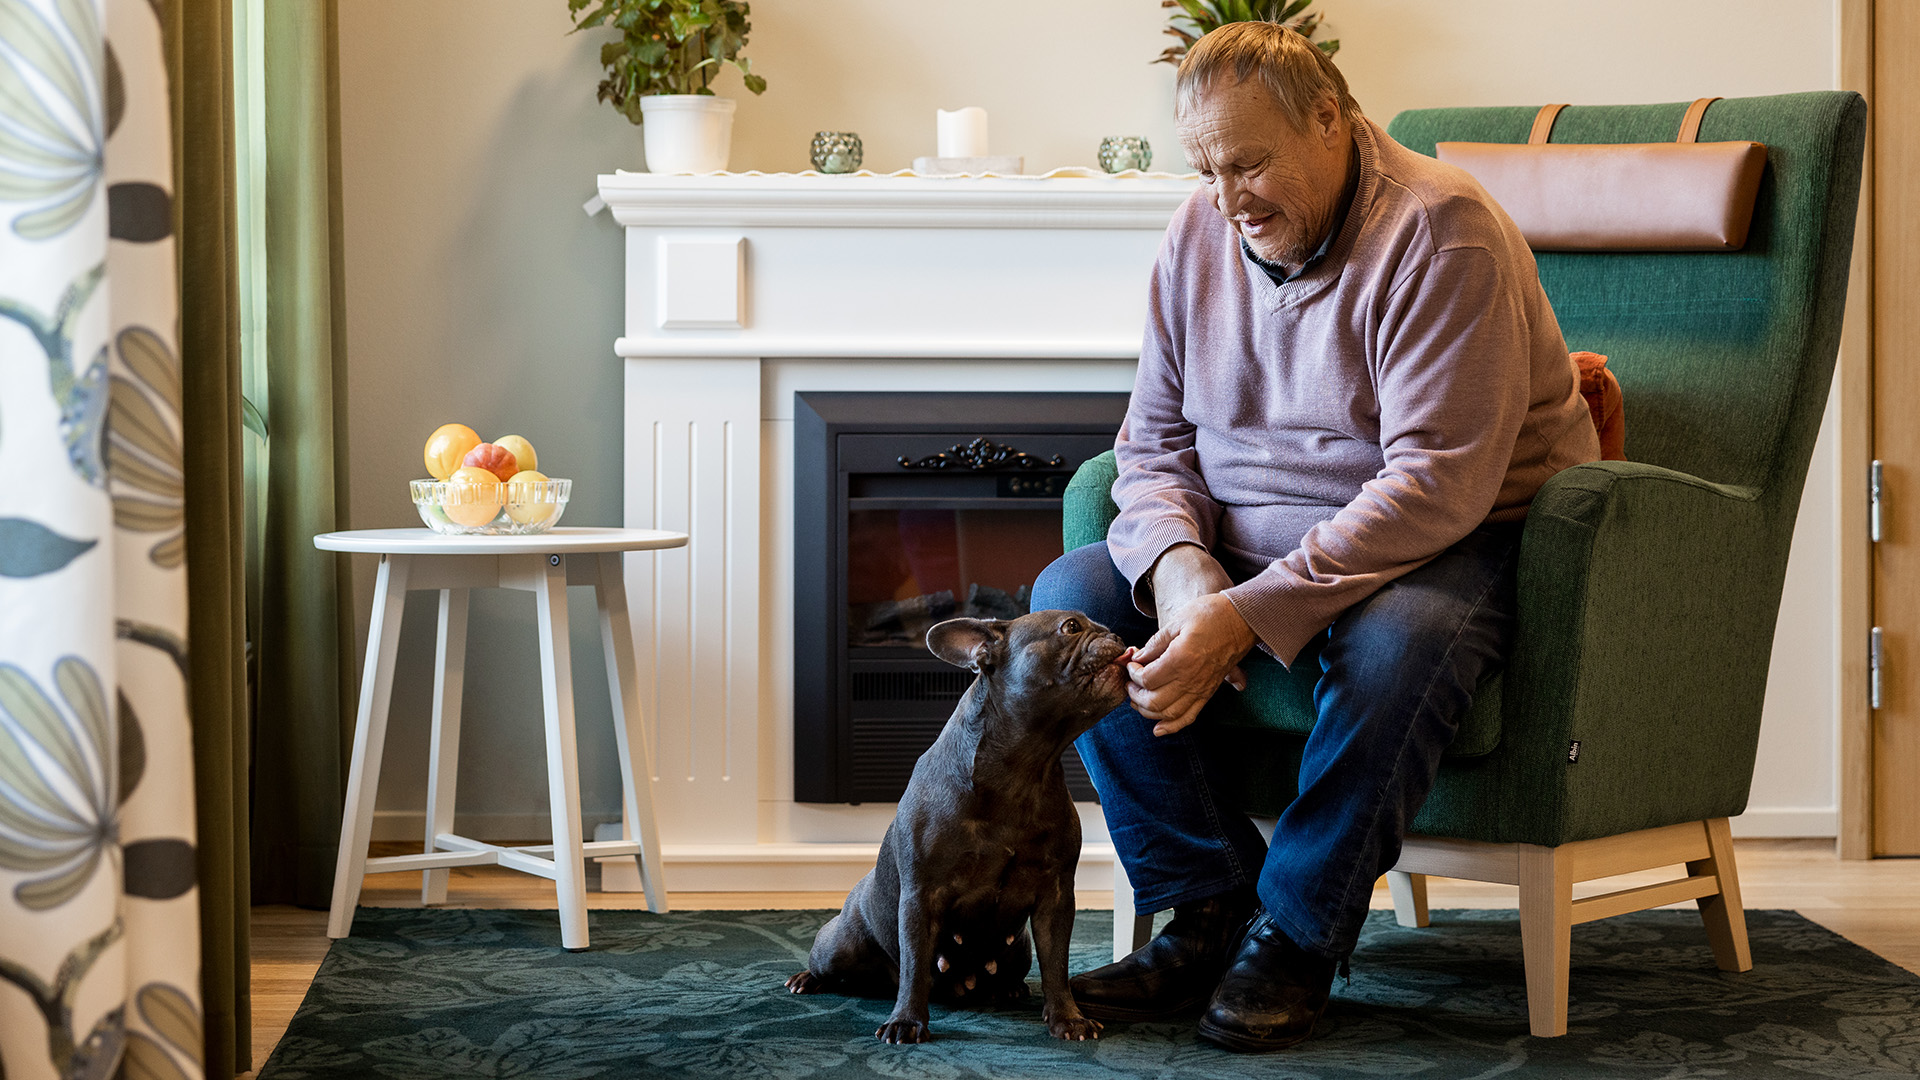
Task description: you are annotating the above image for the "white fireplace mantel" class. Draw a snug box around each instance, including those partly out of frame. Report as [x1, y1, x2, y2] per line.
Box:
[597, 170, 1199, 230]
[594, 171, 1195, 891]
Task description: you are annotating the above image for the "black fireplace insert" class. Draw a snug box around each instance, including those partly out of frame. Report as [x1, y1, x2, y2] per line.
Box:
[793, 390, 1132, 804]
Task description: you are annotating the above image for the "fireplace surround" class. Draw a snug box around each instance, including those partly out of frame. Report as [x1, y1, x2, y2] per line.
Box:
[595, 170, 1195, 887]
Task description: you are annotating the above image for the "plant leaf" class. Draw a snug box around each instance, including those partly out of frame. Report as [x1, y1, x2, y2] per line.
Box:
[15, 846, 100, 909]
[136, 983, 203, 1068]
[54, 656, 108, 790]
[107, 374, 179, 470]
[0, 517, 95, 577]
[0, 833, 82, 871]
[123, 838, 195, 900]
[0, 662, 97, 812]
[116, 327, 180, 415]
[121, 1032, 193, 1080]
[118, 690, 144, 802]
[112, 497, 181, 531]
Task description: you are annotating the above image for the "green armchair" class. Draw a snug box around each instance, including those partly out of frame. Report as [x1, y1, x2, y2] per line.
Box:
[1065, 91, 1866, 1037]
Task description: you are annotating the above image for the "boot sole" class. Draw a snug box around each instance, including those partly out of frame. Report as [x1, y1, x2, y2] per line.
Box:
[1195, 1015, 1318, 1053]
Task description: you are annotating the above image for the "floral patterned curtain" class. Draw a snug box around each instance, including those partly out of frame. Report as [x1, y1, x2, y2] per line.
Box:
[0, 0, 205, 1077]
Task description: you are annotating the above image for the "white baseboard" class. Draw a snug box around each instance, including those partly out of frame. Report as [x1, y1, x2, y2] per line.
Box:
[1729, 808, 1836, 838]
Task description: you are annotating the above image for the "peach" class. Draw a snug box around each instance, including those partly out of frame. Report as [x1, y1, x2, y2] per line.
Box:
[444, 465, 505, 527]
[493, 435, 538, 474]
[462, 442, 520, 482]
[424, 423, 481, 481]
[506, 469, 555, 525]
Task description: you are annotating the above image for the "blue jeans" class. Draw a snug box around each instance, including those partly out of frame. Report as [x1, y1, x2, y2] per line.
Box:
[1031, 526, 1521, 961]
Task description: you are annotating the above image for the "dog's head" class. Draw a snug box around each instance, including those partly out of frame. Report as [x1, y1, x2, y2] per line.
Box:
[926, 610, 1133, 737]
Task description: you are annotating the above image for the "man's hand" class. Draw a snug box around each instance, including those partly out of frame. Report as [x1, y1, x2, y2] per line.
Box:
[1130, 546, 1260, 737]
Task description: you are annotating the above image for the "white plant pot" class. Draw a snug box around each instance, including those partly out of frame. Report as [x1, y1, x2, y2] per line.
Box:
[639, 95, 738, 174]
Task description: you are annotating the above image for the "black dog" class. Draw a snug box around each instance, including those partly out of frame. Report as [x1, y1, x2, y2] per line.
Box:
[785, 610, 1134, 1043]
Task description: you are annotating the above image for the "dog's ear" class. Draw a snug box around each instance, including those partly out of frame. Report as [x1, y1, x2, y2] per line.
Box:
[926, 618, 1008, 673]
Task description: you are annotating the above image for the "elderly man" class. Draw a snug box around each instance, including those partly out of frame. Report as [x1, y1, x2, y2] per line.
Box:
[1029, 22, 1600, 1052]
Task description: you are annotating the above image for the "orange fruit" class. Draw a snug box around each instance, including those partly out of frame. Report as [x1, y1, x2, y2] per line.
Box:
[444, 465, 505, 527]
[424, 423, 482, 481]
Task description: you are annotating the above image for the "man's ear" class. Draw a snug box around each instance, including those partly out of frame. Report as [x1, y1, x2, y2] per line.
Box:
[926, 618, 1008, 673]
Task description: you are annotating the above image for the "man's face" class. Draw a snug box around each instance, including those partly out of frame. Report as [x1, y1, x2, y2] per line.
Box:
[1177, 76, 1354, 268]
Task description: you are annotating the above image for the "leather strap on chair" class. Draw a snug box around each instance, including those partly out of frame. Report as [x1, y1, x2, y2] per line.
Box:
[1677, 97, 1721, 143]
[1529, 103, 1568, 145]
[1435, 94, 1766, 251]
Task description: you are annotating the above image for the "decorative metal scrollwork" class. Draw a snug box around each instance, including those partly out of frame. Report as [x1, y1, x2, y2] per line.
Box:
[896, 437, 1066, 471]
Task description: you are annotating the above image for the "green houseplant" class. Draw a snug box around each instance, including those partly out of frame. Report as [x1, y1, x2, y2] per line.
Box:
[1156, 0, 1339, 66]
[567, 0, 768, 172]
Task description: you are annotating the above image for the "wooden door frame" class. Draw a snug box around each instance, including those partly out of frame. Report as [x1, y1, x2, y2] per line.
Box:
[1837, 0, 1873, 860]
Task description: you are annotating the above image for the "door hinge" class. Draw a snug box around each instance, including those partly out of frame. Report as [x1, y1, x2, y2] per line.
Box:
[1871, 626, 1884, 710]
[1871, 459, 1884, 543]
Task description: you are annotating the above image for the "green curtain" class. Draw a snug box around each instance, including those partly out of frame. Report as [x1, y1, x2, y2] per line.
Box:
[244, 0, 354, 910]
[174, 0, 252, 1072]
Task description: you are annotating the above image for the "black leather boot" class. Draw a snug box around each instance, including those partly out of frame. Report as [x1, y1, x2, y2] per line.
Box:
[1069, 885, 1257, 1021]
[1197, 910, 1338, 1052]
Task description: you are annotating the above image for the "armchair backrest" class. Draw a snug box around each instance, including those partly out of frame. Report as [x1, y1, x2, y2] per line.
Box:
[1387, 93, 1866, 507]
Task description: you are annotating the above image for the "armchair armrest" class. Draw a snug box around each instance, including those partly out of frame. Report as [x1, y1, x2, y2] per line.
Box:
[1063, 450, 1121, 551]
[1466, 460, 1782, 844]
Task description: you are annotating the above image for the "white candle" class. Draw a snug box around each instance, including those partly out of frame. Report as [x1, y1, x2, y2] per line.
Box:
[937, 107, 989, 158]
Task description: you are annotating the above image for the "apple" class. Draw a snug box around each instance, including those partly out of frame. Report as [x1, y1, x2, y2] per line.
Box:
[424, 423, 481, 481]
[493, 435, 538, 474]
[444, 465, 505, 527]
[506, 469, 556, 525]
[462, 442, 519, 482]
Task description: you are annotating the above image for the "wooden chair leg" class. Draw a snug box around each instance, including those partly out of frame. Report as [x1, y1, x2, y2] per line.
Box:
[422, 588, 469, 906]
[1689, 817, 1753, 972]
[1387, 870, 1429, 928]
[1517, 843, 1572, 1037]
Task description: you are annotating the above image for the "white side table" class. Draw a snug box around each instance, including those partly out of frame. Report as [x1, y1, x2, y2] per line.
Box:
[314, 526, 687, 950]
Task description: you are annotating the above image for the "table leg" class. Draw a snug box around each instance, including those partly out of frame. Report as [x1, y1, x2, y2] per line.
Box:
[422, 587, 469, 905]
[533, 554, 590, 949]
[328, 554, 411, 938]
[596, 551, 669, 913]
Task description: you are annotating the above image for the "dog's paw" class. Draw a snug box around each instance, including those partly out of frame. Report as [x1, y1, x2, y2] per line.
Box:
[1043, 1007, 1102, 1042]
[875, 1018, 931, 1044]
[785, 970, 825, 994]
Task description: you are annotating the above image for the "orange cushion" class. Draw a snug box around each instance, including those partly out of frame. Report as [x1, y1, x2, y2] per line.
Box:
[1572, 351, 1627, 460]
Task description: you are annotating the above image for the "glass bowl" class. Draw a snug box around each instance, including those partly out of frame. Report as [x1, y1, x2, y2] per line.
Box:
[410, 477, 570, 536]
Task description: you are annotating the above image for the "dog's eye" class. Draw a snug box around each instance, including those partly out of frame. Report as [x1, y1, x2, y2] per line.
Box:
[1061, 618, 1082, 635]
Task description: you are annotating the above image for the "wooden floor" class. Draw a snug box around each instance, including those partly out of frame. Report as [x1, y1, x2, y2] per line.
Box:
[241, 839, 1920, 1078]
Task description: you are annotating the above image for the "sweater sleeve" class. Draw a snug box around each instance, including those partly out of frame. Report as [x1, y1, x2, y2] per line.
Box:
[1106, 239, 1222, 617]
[1221, 245, 1531, 665]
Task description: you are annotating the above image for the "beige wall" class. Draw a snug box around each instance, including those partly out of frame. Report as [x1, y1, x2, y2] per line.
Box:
[336, 0, 1842, 832]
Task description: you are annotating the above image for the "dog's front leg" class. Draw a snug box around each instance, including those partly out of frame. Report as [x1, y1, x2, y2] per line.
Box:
[876, 894, 938, 1043]
[1032, 878, 1100, 1041]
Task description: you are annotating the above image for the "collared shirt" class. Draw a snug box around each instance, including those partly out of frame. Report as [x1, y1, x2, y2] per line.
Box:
[1240, 169, 1360, 286]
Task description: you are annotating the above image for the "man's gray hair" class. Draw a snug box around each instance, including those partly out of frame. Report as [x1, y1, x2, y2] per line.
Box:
[1175, 21, 1363, 134]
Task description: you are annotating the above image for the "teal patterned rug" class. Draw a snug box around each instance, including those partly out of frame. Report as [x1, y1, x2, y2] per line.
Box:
[259, 907, 1920, 1079]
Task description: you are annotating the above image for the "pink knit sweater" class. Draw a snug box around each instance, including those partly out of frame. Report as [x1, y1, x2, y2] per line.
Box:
[1109, 117, 1600, 666]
